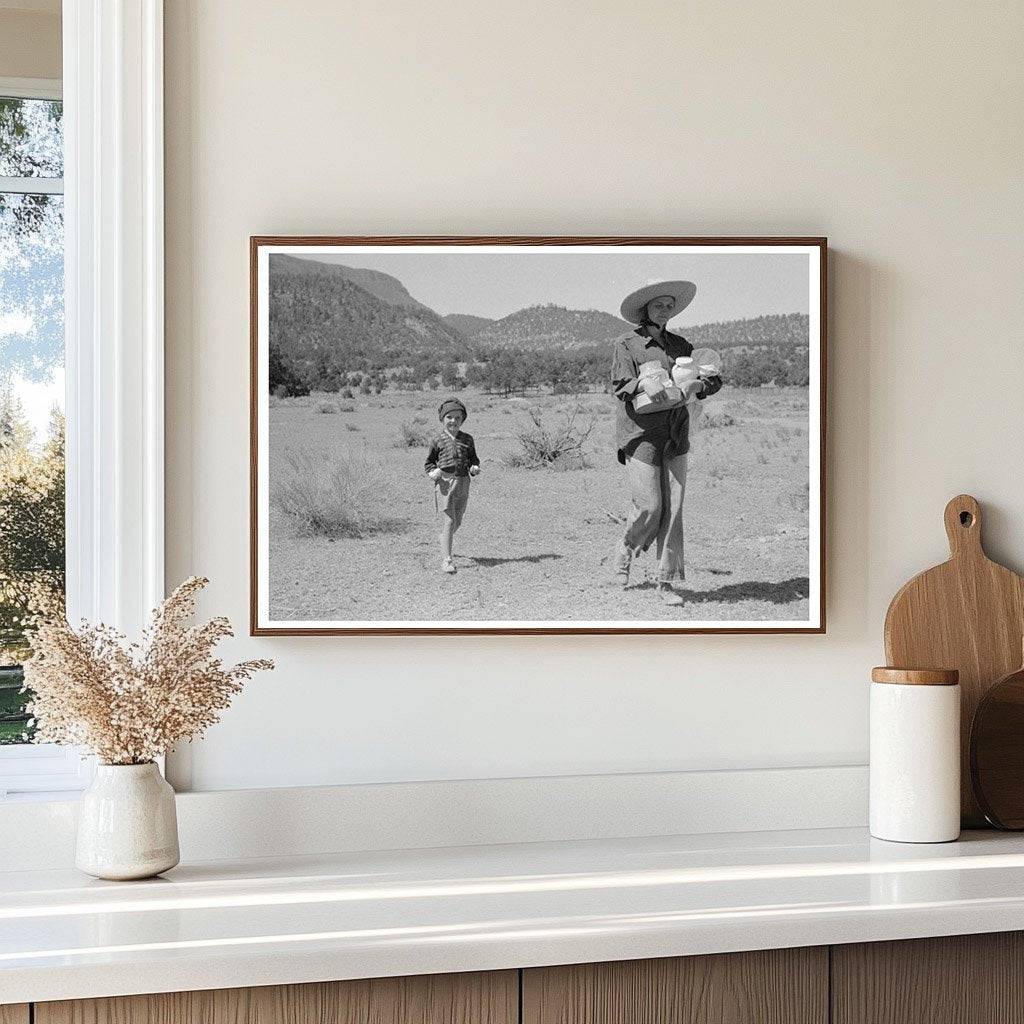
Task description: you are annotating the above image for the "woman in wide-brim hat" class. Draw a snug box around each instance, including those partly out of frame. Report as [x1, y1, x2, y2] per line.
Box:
[609, 279, 723, 605]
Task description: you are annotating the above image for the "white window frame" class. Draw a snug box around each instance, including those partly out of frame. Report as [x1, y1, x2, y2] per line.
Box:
[0, 1, 165, 799]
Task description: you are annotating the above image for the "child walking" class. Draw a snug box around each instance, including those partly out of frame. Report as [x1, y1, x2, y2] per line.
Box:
[424, 397, 480, 574]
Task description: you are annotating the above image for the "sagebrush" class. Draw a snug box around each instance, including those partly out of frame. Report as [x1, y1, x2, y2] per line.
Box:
[397, 417, 432, 448]
[505, 403, 597, 470]
[273, 448, 405, 538]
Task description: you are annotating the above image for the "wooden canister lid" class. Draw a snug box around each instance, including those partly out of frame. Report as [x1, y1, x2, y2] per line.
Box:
[871, 667, 960, 686]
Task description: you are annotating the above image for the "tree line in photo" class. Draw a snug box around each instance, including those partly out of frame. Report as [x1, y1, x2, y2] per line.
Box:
[267, 255, 811, 398]
[270, 313, 811, 398]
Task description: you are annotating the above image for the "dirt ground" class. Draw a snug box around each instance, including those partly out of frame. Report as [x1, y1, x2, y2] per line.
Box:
[266, 386, 812, 624]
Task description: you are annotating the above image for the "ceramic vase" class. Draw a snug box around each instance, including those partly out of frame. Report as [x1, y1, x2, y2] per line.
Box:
[76, 762, 180, 880]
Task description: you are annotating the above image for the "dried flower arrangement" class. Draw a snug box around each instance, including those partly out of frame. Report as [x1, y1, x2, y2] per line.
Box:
[22, 577, 273, 765]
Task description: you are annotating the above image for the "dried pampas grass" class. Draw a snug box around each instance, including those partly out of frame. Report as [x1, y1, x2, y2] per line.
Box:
[22, 576, 274, 765]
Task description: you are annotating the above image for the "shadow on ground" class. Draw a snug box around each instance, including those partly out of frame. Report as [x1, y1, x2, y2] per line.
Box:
[466, 553, 563, 567]
[631, 576, 810, 605]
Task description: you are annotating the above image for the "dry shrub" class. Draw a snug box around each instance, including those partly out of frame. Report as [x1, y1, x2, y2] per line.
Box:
[23, 577, 273, 765]
[580, 396, 614, 418]
[789, 481, 810, 511]
[316, 401, 339, 414]
[397, 417, 432, 447]
[699, 405, 736, 429]
[505, 402, 597, 470]
[337, 402, 355, 413]
[273, 449, 405, 538]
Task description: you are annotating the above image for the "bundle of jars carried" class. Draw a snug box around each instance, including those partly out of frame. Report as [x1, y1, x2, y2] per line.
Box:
[631, 348, 722, 414]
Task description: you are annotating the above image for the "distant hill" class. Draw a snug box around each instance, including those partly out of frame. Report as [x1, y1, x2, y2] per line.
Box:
[469, 304, 632, 351]
[683, 313, 809, 352]
[272, 255, 435, 313]
[267, 254, 471, 393]
[443, 313, 495, 337]
[267, 254, 811, 395]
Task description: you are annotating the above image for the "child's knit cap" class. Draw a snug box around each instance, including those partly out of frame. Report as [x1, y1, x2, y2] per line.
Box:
[438, 397, 468, 422]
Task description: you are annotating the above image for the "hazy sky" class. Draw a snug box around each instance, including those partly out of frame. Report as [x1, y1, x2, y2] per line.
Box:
[295, 250, 811, 323]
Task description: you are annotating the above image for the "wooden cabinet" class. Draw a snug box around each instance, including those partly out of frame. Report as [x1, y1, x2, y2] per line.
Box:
[24, 932, 1024, 1024]
[832, 932, 1024, 1024]
[34, 971, 517, 1024]
[522, 948, 828, 1024]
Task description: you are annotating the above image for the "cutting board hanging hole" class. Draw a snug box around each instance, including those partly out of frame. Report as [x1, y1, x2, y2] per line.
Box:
[944, 494, 983, 557]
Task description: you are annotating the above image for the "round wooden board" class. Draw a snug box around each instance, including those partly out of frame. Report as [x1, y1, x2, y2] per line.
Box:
[970, 664, 1024, 829]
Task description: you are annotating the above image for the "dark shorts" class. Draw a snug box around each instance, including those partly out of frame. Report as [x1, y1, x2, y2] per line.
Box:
[620, 433, 686, 467]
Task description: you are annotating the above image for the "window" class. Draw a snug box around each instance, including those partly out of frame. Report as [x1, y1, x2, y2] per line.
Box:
[0, 82, 83, 797]
[0, 5, 166, 798]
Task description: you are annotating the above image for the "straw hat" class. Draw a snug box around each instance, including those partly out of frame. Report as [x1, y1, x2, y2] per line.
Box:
[619, 279, 697, 325]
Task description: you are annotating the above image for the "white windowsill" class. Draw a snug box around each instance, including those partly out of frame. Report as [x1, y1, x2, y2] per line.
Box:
[0, 744, 94, 799]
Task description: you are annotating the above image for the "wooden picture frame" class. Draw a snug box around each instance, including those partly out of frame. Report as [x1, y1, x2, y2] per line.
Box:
[251, 236, 827, 635]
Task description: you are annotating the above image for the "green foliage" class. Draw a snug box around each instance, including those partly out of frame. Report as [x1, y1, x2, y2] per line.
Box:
[0, 97, 63, 240]
[0, 402, 65, 743]
[0, 665, 30, 744]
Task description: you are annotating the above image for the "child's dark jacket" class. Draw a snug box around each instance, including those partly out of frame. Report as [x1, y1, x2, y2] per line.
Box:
[424, 431, 479, 477]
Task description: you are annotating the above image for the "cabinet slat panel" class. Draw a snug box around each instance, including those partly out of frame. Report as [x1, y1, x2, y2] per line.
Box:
[522, 948, 828, 1024]
[35, 970, 517, 1024]
[832, 932, 1024, 1024]
[0, 1006, 29, 1024]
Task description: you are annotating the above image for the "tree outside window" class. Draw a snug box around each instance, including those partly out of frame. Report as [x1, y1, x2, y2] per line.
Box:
[0, 95, 65, 745]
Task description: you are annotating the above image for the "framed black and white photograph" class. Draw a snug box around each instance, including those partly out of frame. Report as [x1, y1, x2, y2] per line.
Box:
[250, 237, 826, 635]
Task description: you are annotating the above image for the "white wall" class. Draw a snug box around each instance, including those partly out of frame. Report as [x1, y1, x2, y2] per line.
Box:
[164, 0, 1024, 792]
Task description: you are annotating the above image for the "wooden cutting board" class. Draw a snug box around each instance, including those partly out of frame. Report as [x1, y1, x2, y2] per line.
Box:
[970, 648, 1024, 828]
[884, 494, 1024, 826]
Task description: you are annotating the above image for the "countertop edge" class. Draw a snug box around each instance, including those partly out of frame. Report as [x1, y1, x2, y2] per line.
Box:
[6, 897, 1024, 1005]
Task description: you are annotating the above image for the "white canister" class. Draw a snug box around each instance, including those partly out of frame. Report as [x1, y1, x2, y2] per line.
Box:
[870, 667, 960, 843]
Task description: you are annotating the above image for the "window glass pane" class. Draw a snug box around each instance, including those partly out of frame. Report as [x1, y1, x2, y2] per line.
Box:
[0, 185, 65, 745]
[0, 98, 63, 179]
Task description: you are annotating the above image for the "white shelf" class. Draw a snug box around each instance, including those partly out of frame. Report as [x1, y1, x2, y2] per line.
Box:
[4, 827, 1024, 1004]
